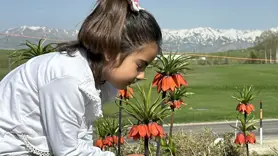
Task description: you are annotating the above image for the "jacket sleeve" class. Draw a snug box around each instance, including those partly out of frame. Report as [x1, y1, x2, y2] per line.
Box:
[38, 76, 114, 156]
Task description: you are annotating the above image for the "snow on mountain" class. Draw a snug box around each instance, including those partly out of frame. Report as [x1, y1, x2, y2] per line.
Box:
[4, 26, 78, 39]
[162, 27, 263, 44]
[0, 26, 277, 52]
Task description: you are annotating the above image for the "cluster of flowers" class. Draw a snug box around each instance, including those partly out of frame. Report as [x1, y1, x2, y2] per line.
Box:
[153, 73, 187, 93]
[128, 122, 165, 140]
[234, 103, 256, 144]
[235, 132, 256, 144]
[95, 136, 125, 149]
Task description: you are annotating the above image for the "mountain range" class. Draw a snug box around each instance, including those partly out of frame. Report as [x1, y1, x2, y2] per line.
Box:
[0, 26, 278, 52]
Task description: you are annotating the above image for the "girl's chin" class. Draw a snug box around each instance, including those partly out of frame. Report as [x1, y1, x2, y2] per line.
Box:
[109, 81, 132, 90]
[117, 84, 129, 90]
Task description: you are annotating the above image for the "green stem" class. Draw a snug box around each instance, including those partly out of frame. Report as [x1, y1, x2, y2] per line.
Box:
[117, 99, 123, 156]
[156, 91, 166, 156]
[244, 111, 249, 156]
[170, 109, 175, 137]
[144, 136, 149, 156]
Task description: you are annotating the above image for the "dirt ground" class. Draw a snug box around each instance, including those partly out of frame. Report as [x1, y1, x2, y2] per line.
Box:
[249, 138, 278, 155]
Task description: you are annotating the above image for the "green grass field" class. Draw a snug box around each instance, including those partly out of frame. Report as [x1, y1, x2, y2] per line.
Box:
[0, 50, 12, 80]
[201, 49, 250, 58]
[1, 49, 277, 123]
[103, 64, 278, 123]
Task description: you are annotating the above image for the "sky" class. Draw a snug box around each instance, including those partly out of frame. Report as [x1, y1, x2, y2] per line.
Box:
[1, 0, 278, 31]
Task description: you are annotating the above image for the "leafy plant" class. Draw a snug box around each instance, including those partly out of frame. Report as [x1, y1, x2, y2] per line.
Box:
[119, 84, 170, 123]
[152, 53, 192, 75]
[118, 84, 170, 156]
[9, 39, 56, 65]
[231, 85, 259, 156]
[93, 117, 127, 151]
[151, 52, 193, 156]
[232, 85, 259, 104]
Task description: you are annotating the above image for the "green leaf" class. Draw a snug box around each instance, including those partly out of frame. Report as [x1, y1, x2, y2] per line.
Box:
[146, 84, 152, 108]
[230, 124, 242, 131]
[245, 120, 258, 130]
[160, 138, 166, 146]
[246, 125, 257, 131]
[10, 39, 55, 65]
[152, 52, 192, 75]
[149, 98, 165, 117]
[232, 85, 259, 103]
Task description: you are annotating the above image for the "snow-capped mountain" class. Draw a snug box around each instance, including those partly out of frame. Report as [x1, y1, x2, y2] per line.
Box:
[1, 26, 277, 52]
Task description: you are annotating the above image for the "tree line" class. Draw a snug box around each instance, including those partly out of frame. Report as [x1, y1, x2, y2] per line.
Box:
[249, 30, 278, 64]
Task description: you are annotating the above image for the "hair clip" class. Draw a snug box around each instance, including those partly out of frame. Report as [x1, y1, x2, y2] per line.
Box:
[128, 0, 144, 12]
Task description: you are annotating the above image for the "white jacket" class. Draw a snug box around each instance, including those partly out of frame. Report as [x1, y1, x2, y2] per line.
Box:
[0, 50, 117, 156]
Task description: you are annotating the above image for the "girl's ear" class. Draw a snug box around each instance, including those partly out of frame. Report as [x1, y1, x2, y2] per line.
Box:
[103, 52, 121, 69]
[103, 52, 114, 62]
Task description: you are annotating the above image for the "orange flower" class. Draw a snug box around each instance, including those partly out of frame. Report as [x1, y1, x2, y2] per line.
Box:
[168, 100, 184, 109]
[112, 136, 118, 144]
[152, 72, 188, 92]
[118, 87, 134, 99]
[246, 132, 256, 144]
[120, 136, 124, 144]
[152, 73, 163, 87]
[148, 122, 165, 138]
[236, 103, 255, 114]
[161, 76, 176, 91]
[236, 103, 246, 113]
[138, 124, 150, 138]
[234, 132, 256, 144]
[95, 139, 104, 148]
[246, 104, 255, 114]
[234, 133, 245, 144]
[128, 124, 150, 140]
[112, 136, 124, 145]
[103, 136, 113, 147]
[128, 125, 139, 140]
[173, 73, 188, 87]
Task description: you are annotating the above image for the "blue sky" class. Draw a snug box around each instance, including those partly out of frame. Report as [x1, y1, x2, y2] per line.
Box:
[1, 0, 277, 31]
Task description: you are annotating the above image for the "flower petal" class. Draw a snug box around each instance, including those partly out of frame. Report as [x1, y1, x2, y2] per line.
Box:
[138, 124, 147, 137]
[234, 133, 245, 144]
[113, 136, 118, 144]
[154, 123, 164, 137]
[176, 74, 188, 86]
[246, 132, 256, 144]
[120, 136, 125, 144]
[161, 77, 169, 91]
[169, 76, 176, 91]
[148, 122, 159, 137]
[246, 104, 255, 114]
[128, 125, 138, 138]
[95, 139, 103, 148]
[152, 73, 163, 86]
[236, 104, 246, 113]
[172, 74, 180, 87]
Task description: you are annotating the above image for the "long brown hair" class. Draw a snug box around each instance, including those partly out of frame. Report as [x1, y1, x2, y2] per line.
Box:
[56, 0, 162, 85]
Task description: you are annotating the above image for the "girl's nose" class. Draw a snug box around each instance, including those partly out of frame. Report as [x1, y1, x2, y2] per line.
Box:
[136, 72, 145, 80]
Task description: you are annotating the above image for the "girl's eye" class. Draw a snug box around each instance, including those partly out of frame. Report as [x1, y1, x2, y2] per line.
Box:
[137, 64, 144, 70]
[137, 64, 142, 69]
[136, 60, 148, 71]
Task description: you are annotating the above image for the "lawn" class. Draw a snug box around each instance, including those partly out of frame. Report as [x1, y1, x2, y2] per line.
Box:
[103, 64, 278, 123]
[0, 50, 12, 80]
[1, 49, 277, 123]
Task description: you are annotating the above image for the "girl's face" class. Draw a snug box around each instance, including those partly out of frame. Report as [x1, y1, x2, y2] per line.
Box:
[103, 42, 158, 89]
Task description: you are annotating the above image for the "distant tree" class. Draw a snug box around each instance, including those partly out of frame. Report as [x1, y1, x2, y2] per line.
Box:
[254, 30, 278, 64]
[10, 39, 56, 65]
[248, 50, 259, 64]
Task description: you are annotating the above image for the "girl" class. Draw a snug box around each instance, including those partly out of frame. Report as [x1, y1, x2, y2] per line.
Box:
[0, 0, 162, 155]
